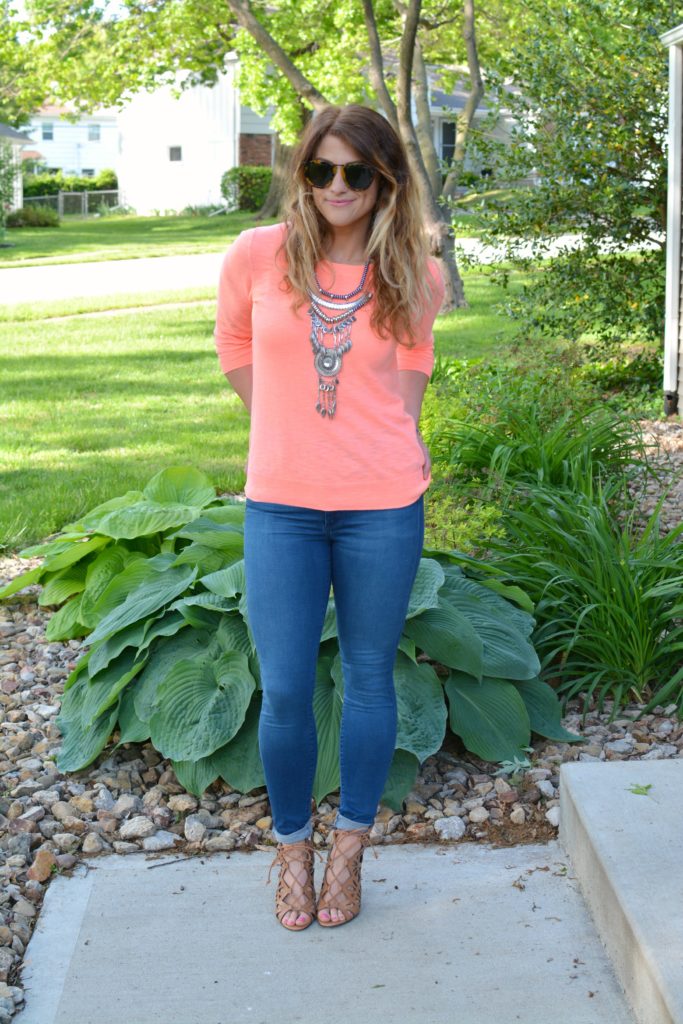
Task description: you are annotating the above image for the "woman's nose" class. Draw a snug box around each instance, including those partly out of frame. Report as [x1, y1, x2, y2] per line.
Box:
[330, 166, 346, 190]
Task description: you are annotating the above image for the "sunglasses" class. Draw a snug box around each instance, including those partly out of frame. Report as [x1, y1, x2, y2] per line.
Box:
[302, 158, 378, 192]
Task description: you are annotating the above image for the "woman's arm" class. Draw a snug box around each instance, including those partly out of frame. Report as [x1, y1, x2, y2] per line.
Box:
[399, 369, 431, 480]
[398, 369, 429, 428]
[225, 365, 253, 415]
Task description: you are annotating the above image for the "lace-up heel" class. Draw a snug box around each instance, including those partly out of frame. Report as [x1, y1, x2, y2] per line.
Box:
[266, 837, 323, 931]
[316, 826, 379, 927]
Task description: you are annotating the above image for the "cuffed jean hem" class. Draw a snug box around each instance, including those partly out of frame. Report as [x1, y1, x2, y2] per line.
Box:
[273, 818, 313, 844]
[333, 811, 373, 831]
[272, 811, 375, 843]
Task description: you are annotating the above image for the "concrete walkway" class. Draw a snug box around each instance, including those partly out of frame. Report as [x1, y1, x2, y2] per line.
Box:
[14, 838, 633, 1024]
[0, 252, 225, 306]
[13, 758, 683, 1024]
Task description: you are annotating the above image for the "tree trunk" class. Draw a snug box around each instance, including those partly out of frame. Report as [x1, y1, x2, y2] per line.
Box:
[393, 0, 465, 310]
[413, 39, 441, 198]
[442, 0, 485, 200]
[257, 134, 291, 219]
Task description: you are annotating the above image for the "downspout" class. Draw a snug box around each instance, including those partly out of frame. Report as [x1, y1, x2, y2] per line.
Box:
[661, 26, 683, 416]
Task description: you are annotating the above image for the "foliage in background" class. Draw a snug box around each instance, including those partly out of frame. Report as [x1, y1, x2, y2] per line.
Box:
[0, 137, 16, 242]
[0, 0, 50, 125]
[7, 204, 60, 227]
[449, 0, 672, 354]
[220, 166, 272, 212]
[0, 466, 579, 801]
[23, 168, 118, 196]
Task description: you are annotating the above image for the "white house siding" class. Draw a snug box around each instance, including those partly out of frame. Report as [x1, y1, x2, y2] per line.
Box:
[116, 65, 239, 214]
[25, 112, 119, 176]
[239, 106, 275, 135]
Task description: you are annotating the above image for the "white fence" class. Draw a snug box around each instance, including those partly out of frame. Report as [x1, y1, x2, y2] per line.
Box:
[22, 190, 121, 216]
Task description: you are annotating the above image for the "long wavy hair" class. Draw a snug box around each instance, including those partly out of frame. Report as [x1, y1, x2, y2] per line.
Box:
[276, 104, 436, 347]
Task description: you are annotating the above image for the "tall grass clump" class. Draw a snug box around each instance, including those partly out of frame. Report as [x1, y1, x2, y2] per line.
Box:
[482, 479, 683, 719]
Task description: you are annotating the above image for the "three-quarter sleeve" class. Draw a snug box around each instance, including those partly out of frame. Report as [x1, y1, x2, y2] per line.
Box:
[395, 257, 445, 377]
[214, 228, 254, 374]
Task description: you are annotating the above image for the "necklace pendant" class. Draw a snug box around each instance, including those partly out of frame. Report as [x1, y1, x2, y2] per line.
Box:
[316, 376, 339, 417]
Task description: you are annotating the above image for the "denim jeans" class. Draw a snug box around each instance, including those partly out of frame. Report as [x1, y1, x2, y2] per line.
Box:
[243, 494, 425, 844]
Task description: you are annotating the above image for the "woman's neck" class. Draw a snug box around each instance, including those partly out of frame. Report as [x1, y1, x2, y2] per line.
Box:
[322, 226, 370, 265]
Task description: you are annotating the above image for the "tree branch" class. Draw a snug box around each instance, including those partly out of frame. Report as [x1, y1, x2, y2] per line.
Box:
[442, 0, 484, 199]
[224, 0, 328, 111]
[361, 0, 398, 129]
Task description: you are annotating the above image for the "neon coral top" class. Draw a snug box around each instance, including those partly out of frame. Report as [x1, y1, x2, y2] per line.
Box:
[213, 222, 445, 511]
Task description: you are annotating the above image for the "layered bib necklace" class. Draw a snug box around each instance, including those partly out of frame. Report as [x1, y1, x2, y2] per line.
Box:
[307, 259, 373, 418]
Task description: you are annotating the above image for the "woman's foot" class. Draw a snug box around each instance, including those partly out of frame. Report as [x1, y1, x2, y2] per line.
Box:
[266, 837, 321, 931]
[317, 826, 378, 927]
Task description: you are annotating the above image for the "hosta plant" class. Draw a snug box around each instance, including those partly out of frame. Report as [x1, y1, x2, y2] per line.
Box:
[1, 466, 580, 804]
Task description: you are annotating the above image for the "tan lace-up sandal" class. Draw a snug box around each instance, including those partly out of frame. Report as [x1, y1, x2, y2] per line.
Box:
[316, 827, 379, 928]
[266, 837, 323, 931]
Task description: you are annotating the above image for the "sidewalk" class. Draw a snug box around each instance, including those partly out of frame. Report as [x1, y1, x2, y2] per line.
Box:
[0, 233, 622, 307]
[0, 252, 225, 306]
[14, 838, 633, 1024]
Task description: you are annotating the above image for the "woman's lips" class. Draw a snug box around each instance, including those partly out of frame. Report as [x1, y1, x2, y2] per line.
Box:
[327, 199, 354, 205]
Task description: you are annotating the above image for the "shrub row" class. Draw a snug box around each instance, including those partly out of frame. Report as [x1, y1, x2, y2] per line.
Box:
[23, 168, 118, 197]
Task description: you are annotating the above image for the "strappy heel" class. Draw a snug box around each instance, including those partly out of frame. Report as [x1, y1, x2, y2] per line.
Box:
[316, 826, 379, 928]
[266, 837, 323, 931]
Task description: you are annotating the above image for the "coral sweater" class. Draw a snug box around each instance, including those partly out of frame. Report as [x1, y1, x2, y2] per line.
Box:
[213, 222, 445, 511]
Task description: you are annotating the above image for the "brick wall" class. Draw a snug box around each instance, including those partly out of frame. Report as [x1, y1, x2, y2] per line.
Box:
[239, 134, 273, 166]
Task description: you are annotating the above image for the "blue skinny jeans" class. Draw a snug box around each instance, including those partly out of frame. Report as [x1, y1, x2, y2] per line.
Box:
[243, 494, 424, 844]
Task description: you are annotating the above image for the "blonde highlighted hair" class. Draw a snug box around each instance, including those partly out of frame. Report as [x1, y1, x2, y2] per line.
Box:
[276, 104, 436, 347]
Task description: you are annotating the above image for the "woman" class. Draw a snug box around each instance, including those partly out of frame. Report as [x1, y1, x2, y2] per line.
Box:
[214, 103, 445, 931]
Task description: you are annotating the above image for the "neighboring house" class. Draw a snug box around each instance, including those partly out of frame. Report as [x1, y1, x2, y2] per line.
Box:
[429, 82, 517, 179]
[0, 123, 34, 210]
[115, 59, 272, 213]
[25, 104, 119, 177]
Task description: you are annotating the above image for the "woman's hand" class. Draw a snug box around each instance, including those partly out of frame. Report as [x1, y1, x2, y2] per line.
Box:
[416, 430, 431, 479]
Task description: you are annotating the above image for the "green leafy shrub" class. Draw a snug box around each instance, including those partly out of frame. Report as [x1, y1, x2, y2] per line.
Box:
[0, 466, 578, 800]
[7, 205, 60, 228]
[93, 168, 118, 190]
[23, 169, 118, 197]
[220, 166, 272, 212]
[482, 479, 683, 719]
[574, 346, 665, 418]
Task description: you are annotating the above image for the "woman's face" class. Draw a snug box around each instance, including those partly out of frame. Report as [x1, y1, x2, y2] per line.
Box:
[308, 133, 380, 241]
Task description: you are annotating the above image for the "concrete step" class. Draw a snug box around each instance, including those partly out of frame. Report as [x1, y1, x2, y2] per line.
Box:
[559, 759, 683, 1024]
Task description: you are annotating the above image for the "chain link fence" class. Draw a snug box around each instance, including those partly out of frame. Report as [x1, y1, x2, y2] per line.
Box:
[21, 190, 122, 216]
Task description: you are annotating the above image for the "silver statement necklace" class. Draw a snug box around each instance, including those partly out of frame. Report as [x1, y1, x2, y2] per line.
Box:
[307, 260, 373, 418]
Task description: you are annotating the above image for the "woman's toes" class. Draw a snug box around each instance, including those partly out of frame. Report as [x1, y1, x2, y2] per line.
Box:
[283, 909, 309, 927]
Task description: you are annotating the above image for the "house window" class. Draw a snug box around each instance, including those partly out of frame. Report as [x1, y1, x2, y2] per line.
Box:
[441, 121, 455, 164]
[42, 123, 54, 141]
[82, 168, 95, 177]
[169, 146, 182, 162]
[88, 124, 100, 142]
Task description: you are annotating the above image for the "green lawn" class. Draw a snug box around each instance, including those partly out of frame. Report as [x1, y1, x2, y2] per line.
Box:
[0, 211, 276, 267]
[0, 262, 530, 556]
[0, 209, 484, 267]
